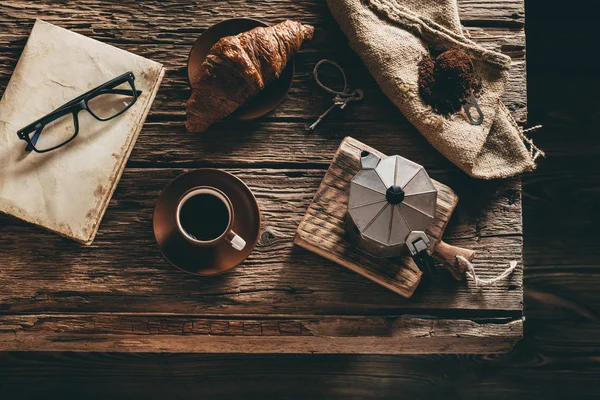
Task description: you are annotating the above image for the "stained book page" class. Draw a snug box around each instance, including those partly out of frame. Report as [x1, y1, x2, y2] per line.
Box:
[0, 20, 164, 244]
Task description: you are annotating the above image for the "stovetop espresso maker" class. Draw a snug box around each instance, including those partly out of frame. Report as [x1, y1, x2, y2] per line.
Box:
[347, 151, 439, 277]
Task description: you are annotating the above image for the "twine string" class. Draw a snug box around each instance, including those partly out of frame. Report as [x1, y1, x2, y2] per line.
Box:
[456, 255, 518, 288]
[519, 124, 545, 162]
[307, 59, 363, 131]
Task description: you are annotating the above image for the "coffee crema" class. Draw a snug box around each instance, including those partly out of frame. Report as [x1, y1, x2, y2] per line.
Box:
[179, 193, 229, 241]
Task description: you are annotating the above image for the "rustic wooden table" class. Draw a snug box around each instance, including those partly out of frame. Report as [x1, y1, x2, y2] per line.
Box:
[0, 0, 526, 353]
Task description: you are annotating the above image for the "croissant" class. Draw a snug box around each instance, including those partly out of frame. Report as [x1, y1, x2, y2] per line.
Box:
[186, 20, 314, 132]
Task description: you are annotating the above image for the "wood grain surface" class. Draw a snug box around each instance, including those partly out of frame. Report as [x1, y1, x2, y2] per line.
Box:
[0, 314, 522, 353]
[1, 0, 597, 398]
[0, 0, 524, 353]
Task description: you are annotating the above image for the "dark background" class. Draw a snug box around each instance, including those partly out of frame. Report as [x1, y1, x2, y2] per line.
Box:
[1, 0, 599, 398]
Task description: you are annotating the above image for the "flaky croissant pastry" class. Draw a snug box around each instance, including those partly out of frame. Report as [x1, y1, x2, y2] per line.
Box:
[186, 20, 314, 132]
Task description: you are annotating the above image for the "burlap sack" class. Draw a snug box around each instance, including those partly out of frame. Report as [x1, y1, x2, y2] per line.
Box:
[327, 0, 542, 179]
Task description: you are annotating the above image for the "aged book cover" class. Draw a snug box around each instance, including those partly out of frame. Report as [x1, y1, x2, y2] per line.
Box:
[0, 20, 165, 244]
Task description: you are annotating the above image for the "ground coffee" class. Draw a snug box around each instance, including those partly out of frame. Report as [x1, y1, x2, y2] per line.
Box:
[328, 0, 542, 179]
[418, 49, 478, 115]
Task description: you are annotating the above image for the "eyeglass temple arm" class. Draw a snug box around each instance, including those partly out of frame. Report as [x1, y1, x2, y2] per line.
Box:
[55, 89, 142, 112]
[99, 88, 142, 96]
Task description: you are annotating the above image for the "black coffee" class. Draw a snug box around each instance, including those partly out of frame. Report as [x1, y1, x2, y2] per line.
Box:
[179, 193, 229, 241]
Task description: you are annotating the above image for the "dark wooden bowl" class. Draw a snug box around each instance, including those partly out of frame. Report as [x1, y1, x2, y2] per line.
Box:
[187, 18, 295, 121]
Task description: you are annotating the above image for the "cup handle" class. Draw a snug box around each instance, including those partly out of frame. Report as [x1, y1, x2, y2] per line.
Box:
[225, 230, 246, 251]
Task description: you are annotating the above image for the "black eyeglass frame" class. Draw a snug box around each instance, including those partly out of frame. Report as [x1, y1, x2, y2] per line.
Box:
[16, 71, 142, 153]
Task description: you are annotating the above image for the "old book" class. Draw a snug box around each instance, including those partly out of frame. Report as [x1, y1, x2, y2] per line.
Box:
[0, 20, 165, 244]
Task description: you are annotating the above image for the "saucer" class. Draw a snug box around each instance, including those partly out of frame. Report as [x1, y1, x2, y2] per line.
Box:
[187, 18, 295, 121]
[153, 169, 261, 276]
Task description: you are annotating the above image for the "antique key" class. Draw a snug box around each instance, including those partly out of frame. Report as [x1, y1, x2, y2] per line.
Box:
[307, 59, 363, 131]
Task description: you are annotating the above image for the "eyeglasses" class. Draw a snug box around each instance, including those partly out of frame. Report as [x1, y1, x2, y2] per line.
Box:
[16, 71, 142, 153]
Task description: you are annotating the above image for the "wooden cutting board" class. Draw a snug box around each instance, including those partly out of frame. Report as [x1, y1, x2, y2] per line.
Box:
[294, 137, 461, 298]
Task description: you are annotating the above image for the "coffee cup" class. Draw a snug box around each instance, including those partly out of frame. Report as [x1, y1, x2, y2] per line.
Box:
[175, 186, 246, 251]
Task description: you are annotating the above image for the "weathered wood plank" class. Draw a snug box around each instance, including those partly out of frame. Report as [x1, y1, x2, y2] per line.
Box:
[3, 321, 600, 400]
[0, 168, 522, 315]
[0, 7, 527, 125]
[129, 120, 455, 168]
[0, 1, 525, 35]
[523, 161, 600, 238]
[525, 237, 600, 268]
[1, 355, 598, 400]
[0, 40, 527, 125]
[520, 162, 600, 320]
[0, 314, 522, 353]
[526, 272, 600, 321]
[524, 236, 600, 321]
[460, 0, 524, 26]
[0, 234, 524, 315]
[0, 317, 577, 356]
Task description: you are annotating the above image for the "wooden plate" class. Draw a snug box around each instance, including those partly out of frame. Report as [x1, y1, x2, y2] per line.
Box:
[153, 169, 261, 276]
[187, 18, 295, 121]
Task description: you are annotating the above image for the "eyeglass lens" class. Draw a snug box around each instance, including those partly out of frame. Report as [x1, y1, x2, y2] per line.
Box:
[28, 113, 77, 151]
[87, 80, 136, 120]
